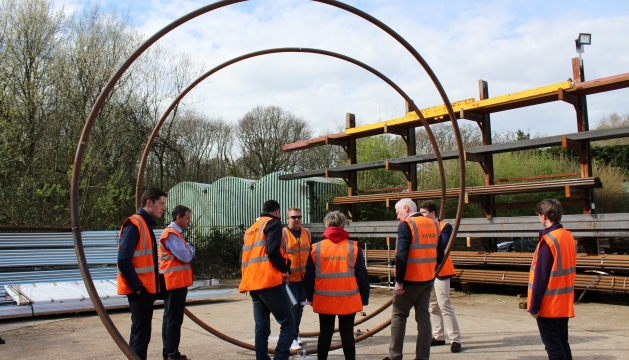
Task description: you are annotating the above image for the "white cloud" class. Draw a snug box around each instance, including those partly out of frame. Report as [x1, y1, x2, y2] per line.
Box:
[66, 0, 629, 136]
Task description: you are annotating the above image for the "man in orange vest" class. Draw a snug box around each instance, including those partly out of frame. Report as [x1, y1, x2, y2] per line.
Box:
[117, 187, 167, 360]
[384, 198, 444, 360]
[419, 200, 461, 353]
[239, 200, 294, 360]
[527, 199, 576, 360]
[282, 207, 311, 352]
[159, 205, 195, 360]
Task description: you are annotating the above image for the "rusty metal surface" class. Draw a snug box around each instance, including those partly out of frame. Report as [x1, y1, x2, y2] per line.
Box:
[70, 1, 245, 358]
[71, 1, 464, 358]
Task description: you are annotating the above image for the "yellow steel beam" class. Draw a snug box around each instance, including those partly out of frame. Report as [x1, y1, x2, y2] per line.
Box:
[346, 80, 573, 135]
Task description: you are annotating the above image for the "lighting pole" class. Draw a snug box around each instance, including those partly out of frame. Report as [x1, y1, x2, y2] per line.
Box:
[574, 32, 591, 82]
[574, 32, 594, 215]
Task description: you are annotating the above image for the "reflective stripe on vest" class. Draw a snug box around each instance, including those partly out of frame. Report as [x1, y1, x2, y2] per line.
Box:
[311, 239, 362, 315]
[527, 228, 577, 318]
[117, 265, 154, 274]
[116, 215, 157, 295]
[158, 226, 194, 290]
[239, 217, 286, 292]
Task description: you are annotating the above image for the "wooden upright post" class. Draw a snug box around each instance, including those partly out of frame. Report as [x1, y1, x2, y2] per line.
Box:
[346, 113, 358, 221]
[479, 80, 496, 218]
[572, 57, 594, 214]
[405, 101, 418, 192]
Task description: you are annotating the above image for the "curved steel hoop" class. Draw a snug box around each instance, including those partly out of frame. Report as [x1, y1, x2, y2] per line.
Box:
[313, 0, 467, 276]
[70, 1, 464, 358]
[184, 306, 392, 356]
[135, 47, 447, 209]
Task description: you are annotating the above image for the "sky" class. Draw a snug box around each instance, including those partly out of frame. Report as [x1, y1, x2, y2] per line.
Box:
[63, 0, 629, 137]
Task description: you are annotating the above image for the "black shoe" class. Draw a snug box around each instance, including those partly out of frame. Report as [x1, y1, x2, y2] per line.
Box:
[0, 337, 5, 345]
[451, 342, 462, 353]
[431, 338, 446, 346]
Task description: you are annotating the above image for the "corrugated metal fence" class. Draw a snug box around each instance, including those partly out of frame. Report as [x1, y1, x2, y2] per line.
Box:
[167, 172, 343, 235]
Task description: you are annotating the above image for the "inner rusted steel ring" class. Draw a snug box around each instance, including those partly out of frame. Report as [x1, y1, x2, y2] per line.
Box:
[70, 1, 465, 358]
[136, 47, 442, 342]
[184, 306, 392, 356]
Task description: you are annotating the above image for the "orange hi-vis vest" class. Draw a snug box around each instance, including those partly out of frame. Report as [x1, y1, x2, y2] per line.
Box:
[527, 228, 577, 318]
[311, 239, 362, 315]
[437, 220, 456, 278]
[158, 226, 194, 290]
[117, 214, 157, 295]
[239, 216, 286, 293]
[397, 215, 440, 283]
[282, 227, 312, 282]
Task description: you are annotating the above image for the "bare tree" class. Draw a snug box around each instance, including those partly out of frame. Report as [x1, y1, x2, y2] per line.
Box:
[236, 105, 312, 178]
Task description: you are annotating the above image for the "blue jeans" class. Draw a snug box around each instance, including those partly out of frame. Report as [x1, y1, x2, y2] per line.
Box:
[250, 284, 295, 360]
[287, 281, 306, 340]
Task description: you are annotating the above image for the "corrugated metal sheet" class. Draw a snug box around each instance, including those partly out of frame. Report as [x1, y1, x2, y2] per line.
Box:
[166, 171, 343, 229]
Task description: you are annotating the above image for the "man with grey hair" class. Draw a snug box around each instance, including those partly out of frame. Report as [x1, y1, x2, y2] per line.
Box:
[384, 198, 445, 360]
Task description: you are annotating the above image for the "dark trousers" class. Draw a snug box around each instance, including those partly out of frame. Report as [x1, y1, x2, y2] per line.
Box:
[162, 287, 188, 359]
[536, 316, 572, 360]
[251, 284, 295, 360]
[317, 313, 356, 360]
[287, 281, 306, 340]
[127, 288, 155, 360]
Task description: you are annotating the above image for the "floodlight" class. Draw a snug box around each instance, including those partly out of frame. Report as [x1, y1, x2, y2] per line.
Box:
[575, 33, 592, 54]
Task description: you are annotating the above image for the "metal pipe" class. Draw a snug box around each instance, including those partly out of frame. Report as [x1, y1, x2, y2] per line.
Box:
[184, 307, 393, 356]
[70, 2, 245, 358]
[72, 1, 462, 357]
[134, 47, 449, 211]
[312, 0, 466, 278]
[298, 298, 392, 337]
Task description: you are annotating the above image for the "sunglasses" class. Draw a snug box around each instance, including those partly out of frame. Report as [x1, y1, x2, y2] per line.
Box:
[289, 216, 302, 220]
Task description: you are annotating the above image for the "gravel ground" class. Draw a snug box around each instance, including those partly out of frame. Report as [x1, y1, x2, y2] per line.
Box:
[1, 282, 627, 359]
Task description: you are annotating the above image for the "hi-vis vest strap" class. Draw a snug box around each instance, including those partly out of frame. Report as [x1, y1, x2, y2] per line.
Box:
[158, 226, 193, 290]
[527, 228, 577, 318]
[311, 239, 362, 315]
[282, 227, 311, 282]
[239, 217, 286, 293]
[117, 215, 157, 295]
[437, 220, 456, 278]
[397, 216, 439, 283]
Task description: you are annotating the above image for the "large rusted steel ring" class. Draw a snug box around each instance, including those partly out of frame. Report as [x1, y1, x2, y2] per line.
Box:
[184, 306, 392, 356]
[136, 47, 438, 341]
[70, 1, 465, 359]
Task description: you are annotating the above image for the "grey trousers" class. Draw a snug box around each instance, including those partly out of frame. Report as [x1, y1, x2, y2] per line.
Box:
[388, 282, 434, 360]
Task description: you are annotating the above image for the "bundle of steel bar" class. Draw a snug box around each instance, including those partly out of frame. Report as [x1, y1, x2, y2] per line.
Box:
[363, 250, 629, 272]
[365, 266, 629, 293]
[332, 177, 601, 205]
[304, 213, 629, 239]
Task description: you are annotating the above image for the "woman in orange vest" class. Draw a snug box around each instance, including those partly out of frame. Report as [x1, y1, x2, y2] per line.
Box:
[419, 200, 461, 353]
[527, 199, 576, 360]
[303, 211, 369, 360]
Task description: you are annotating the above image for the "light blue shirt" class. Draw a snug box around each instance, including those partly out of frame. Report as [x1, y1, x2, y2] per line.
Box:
[164, 222, 196, 263]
